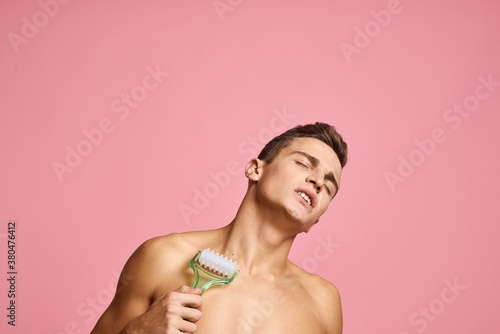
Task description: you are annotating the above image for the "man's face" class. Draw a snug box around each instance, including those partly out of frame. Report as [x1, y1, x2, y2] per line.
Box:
[254, 137, 343, 233]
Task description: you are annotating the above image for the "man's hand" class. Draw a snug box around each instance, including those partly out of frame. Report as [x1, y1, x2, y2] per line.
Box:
[120, 286, 203, 334]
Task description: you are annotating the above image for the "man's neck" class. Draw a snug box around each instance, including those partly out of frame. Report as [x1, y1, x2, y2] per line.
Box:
[217, 192, 297, 278]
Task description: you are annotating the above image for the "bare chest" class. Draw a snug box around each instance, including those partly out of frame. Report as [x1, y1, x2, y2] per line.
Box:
[194, 282, 325, 334]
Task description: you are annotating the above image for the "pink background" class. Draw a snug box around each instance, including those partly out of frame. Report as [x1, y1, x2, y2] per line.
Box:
[1, 0, 499, 333]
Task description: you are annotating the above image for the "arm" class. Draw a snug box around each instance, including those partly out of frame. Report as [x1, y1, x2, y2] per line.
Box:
[91, 237, 203, 334]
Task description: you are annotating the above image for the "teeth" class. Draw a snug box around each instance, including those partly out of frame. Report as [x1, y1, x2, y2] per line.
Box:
[298, 191, 311, 205]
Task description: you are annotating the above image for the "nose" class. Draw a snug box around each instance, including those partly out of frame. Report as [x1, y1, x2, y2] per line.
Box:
[306, 173, 324, 193]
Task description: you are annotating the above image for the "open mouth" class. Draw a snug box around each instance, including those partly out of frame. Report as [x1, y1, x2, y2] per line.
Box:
[297, 190, 313, 207]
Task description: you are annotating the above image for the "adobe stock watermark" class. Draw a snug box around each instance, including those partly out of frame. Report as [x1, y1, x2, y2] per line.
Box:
[213, 0, 243, 21]
[228, 289, 286, 334]
[51, 64, 169, 182]
[48, 269, 134, 334]
[179, 107, 295, 225]
[396, 277, 467, 334]
[385, 73, 499, 192]
[339, 0, 404, 64]
[7, 0, 73, 54]
[301, 234, 340, 273]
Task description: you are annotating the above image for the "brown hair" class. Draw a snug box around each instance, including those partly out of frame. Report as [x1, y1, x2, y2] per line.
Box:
[258, 122, 348, 168]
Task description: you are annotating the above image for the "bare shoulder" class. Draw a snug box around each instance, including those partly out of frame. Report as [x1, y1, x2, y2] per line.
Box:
[121, 231, 213, 292]
[91, 231, 211, 333]
[308, 273, 341, 304]
[309, 274, 343, 334]
[289, 263, 343, 334]
[134, 232, 195, 264]
[132, 230, 211, 266]
[123, 234, 188, 279]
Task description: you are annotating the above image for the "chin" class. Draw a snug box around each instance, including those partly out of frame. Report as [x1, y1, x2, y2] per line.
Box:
[284, 205, 316, 226]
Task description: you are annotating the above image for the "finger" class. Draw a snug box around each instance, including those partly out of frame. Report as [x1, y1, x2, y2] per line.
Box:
[177, 285, 202, 295]
[170, 289, 203, 309]
[162, 292, 203, 311]
[181, 294, 203, 309]
[178, 318, 197, 334]
[179, 305, 202, 323]
[165, 291, 203, 307]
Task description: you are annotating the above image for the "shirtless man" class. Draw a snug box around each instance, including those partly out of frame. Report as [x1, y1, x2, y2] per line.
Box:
[91, 122, 348, 334]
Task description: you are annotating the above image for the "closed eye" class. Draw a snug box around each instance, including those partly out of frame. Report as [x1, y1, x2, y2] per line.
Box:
[296, 161, 308, 168]
[324, 185, 331, 195]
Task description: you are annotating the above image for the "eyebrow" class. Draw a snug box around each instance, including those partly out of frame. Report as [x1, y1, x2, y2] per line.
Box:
[291, 151, 339, 192]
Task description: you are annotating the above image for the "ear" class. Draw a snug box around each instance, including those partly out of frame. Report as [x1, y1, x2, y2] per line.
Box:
[245, 158, 264, 182]
[304, 220, 319, 233]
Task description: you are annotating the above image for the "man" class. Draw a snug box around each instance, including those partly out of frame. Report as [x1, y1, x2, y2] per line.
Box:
[92, 122, 348, 333]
